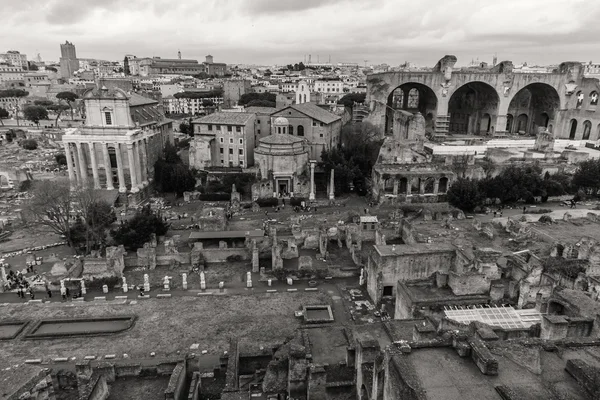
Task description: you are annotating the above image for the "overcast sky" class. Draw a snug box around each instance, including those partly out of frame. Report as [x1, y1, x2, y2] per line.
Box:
[2, 0, 599, 67]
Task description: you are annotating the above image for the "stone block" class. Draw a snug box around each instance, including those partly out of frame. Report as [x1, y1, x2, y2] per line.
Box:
[298, 256, 313, 270]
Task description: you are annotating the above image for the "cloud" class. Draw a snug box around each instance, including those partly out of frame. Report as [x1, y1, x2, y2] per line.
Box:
[1, 0, 599, 66]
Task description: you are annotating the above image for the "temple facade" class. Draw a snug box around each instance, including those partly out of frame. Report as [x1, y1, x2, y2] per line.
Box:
[62, 86, 172, 201]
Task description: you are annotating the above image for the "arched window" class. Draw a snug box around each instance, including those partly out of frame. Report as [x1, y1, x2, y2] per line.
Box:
[569, 119, 578, 140]
[590, 91, 599, 106]
[303, 94, 307, 103]
[391, 88, 404, 109]
[439, 177, 449, 193]
[576, 91, 584, 108]
[407, 88, 419, 108]
[277, 127, 281, 134]
[289, 125, 294, 135]
[297, 125, 304, 136]
[583, 120, 592, 140]
[516, 114, 528, 133]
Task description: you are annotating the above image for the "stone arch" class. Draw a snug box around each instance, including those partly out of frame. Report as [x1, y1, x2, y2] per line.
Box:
[480, 113, 492, 134]
[423, 177, 435, 194]
[507, 83, 560, 135]
[506, 114, 514, 132]
[583, 120, 592, 140]
[590, 91, 599, 106]
[439, 177, 449, 193]
[399, 177, 408, 193]
[576, 91, 584, 109]
[0, 172, 11, 188]
[386, 82, 438, 134]
[448, 81, 500, 135]
[384, 177, 394, 194]
[569, 119, 578, 140]
[516, 114, 528, 134]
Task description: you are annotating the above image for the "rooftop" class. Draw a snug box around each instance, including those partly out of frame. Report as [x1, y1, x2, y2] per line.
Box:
[276, 103, 341, 124]
[128, 92, 158, 107]
[259, 134, 306, 145]
[374, 243, 456, 257]
[244, 106, 279, 115]
[192, 112, 254, 126]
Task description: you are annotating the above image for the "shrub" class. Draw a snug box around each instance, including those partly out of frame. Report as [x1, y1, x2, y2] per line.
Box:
[86, 276, 120, 290]
[528, 208, 552, 214]
[539, 215, 553, 223]
[256, 198, 279, 207]
[271, 268, 288, 281]
[290, 197, 306, 207]
[18, 180, 32, 192]
[21, 139, 38, 150]
[226, 254, 243, 262]
[55, 153, 67, 166]
[199, 193, 230, 201]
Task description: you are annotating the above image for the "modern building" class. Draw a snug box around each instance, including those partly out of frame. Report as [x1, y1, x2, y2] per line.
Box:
[62, 86, 172, 202]
[189, 112, 256, 169]
[59, 41, 79, 79]
[0, 51, 28, 70]
[269, 103, 342, 160]
[314, 78, 343, 94]
[139, 58, 205, 76]
[222, 80, 251, 108]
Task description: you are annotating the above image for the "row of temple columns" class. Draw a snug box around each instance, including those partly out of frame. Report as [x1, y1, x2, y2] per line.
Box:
[64, 139, 150, 193]
[384, 176, 448, 196]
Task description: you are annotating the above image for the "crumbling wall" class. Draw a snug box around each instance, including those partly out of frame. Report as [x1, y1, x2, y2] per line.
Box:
[448, 272, 490, 296]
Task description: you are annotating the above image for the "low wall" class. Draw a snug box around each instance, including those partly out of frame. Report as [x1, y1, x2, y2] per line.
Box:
[165, 362, 187, 400]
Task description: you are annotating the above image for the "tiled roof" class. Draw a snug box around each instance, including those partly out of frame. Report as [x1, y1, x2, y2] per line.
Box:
[244, 106, 280, 115]
[259, 134, 305, 145]
[192, 112, 254, 125]
[278, 103, 341, 124]
[129, 92, 158, 106]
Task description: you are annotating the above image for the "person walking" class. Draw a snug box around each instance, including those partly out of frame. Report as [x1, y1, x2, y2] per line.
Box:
[29, 288, 35, 300]
[61, 286, 67, 301]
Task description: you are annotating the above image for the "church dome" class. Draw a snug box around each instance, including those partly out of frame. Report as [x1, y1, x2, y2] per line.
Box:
[273, 116, 289, 126]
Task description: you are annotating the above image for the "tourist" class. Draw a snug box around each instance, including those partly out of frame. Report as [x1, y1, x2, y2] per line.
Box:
[61, 286, 66, 301]
[493, 211, 497, 218]
[523, 206, 527, 214]
[29, 288, 34, 300]
[139, 287, 145, 297]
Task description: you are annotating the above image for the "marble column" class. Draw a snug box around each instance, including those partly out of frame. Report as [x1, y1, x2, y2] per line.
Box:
[140, 139, 149, 184]
[102, 143, 114, 190]
[64, 142, 77, 185]
[75, 142, 88, 186]
[393, 179, 399, 196]
[114, 143, 127, 193]
[72, 144, 81, 183]
[328, 169, 335, 200]
[89, 142, 100, 189]
[406, 178, 412, 196]
[133, 141, 143, 188]
[433, 179, 440, 195]
[309, 161, 316, 200]
[127, 143, 139, 192]
[419, 178, 425, 195]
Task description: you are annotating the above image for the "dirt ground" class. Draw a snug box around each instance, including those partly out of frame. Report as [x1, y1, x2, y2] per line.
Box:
[0, 291, 331, 371]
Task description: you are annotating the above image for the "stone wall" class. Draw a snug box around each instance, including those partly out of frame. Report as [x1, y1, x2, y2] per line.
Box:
[447, 272, 490, 296]
[165, 362, 188, 400]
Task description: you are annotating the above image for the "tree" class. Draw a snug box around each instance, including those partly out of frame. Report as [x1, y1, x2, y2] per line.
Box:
[56, 91, 79, 120]
[23, 179, 74, 247]
[246, 99, 276, 108]
[173, 90, 223, 100]
[46, 66, 58, 73]
[111, 206, 168, 250]
[23, 105, 48, 127]
[573, 159, 600, 195]
[179, 119, 193, 135]
[447, 178, 481, 212]
[154, 142, 196, 196]
[70, 188, 116, 254]
[337, 93, 366, 108]
[47, 103, 70, 127]
[478, 164, 546, 204]
[21, 139, 38, 150]
[481, 156, 496, 178]
[239, 92, 276, 106]
[34, 99, 53, 107]
[319, 122, 383, 194]
[27, 62, 39, 71]
[0, 107, 8, 126]
[55, 153, 67, 166]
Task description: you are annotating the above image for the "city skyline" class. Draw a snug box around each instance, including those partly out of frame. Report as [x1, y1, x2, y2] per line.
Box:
[2, 0, 599, 66]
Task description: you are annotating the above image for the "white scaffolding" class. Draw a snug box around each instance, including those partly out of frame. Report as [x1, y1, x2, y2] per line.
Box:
[444, 305, 542, 329]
